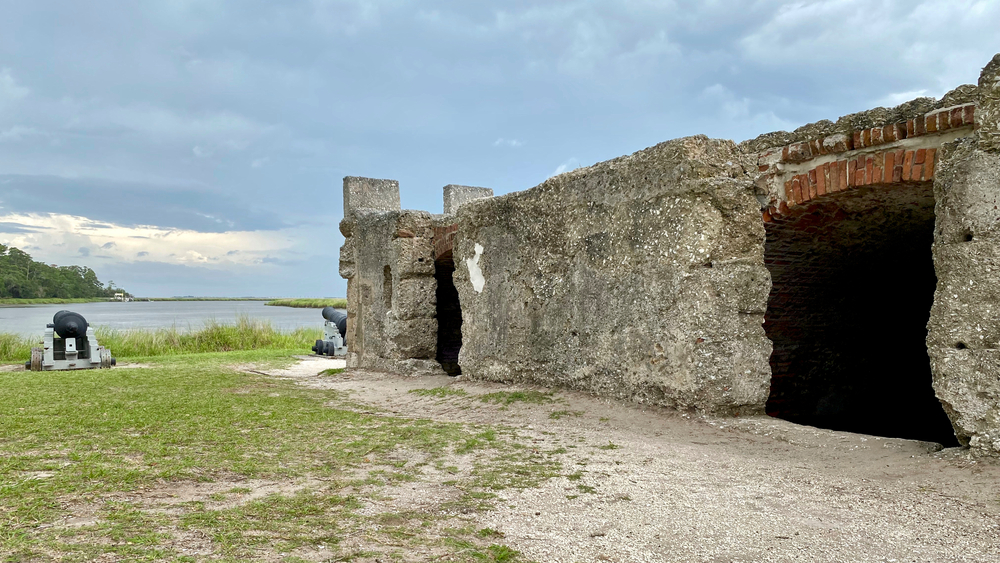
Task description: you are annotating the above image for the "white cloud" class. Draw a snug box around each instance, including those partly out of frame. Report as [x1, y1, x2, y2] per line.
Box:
[81, 105, 271, 145]
[0, 126, 43, 143]
[0, 212, 303, 270]
[739, 0, 1000, 96]
[875, 89, 932, 108]
[493, 138, 524, 148]
[0, 68, 29, 107]
[309, 0, 398, 35]
[700, 83, 795, 133]
[251, 156, 270, 168]
[549, 157, 581, 179]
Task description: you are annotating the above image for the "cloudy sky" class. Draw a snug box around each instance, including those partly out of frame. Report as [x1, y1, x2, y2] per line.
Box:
[1, 1, 997, 297]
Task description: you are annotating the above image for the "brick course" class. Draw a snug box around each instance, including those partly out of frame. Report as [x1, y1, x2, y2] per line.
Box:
[756, 103, 977, 222]
[432, 223, 458, 260]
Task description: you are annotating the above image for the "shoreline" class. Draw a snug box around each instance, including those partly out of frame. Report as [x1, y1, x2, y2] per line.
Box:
[264, 298, 347, 309]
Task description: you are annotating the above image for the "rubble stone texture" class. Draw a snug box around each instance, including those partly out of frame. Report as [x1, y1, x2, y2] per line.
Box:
[343, 176, 400, 216]
[926, 55, 1000, 452]
[443, 184, 494, 214]
[339, 53, 1000, 456]
[339, 179, 442, 374]
[978, 54, 1000, 153]
[452, 136, 772, 415]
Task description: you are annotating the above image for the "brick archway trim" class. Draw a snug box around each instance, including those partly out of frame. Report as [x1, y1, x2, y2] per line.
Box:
[757, 103, 977, 222]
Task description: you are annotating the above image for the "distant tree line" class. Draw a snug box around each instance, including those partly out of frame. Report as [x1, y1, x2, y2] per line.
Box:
[0, 244, 127, 299]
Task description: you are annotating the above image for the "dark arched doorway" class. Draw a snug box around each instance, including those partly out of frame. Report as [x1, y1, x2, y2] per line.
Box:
[764, 181, 958, 446]
[435, 251, 463, 376]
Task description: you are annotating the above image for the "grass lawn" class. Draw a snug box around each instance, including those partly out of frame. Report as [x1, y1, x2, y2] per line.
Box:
[0, 349, 553, 561]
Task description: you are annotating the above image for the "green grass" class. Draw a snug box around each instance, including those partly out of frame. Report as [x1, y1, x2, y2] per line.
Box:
[265, 298, 348, 309]
[0, 333, 34, 363]
[0, 349, 551, 561]
[409, 387, 469, 398]
[0, 316, 321, 362]
[145, 297, 273, 302]
[0, 297, 107, 306]
[479, 390, 554, 406]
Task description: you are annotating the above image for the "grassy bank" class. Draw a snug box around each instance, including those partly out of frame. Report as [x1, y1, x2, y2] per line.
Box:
[144, 297, 273, 302]
[0, 317, 321, 362]
[0, 349, 546, 561]
[1, 297, 276, 305]
[266, 298, 348, 309]
[0, 297, 107, 306]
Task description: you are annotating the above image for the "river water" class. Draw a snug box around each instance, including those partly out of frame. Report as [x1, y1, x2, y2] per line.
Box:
[0, 301, 329, 337]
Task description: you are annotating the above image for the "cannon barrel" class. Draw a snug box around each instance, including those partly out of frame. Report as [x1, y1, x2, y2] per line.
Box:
[321, 307, 347, 338]
[53, 310, 89, 338]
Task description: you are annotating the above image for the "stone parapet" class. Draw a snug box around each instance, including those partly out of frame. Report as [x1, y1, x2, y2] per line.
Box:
[343, 176, 400, 216]
[443, 185, 493, 214]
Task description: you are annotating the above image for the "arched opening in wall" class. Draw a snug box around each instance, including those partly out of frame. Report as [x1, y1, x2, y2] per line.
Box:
[435, 251, 462, 376]
[764, 181, 959, 446]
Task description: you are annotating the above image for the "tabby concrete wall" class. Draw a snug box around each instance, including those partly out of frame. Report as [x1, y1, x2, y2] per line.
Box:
[339, 177, 443, 374]
[339, 179, 491, 374]
[926, 54, 1000, 454]
[451, 136, 772, 415]
[339, 54, 1000, 455]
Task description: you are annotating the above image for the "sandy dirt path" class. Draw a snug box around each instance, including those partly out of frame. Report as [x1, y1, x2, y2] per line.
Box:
[270, 356, 1000, 563]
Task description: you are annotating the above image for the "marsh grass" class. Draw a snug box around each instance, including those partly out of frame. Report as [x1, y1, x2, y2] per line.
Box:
[0, 350, 546, 561]
[0, 333, 34, 363]
[146, 297, 271, 302]
[0, 297, 106, 306]
[266, 298, 348, 309]
[95, 316, 320, 357]
[0, 316, 321, 362]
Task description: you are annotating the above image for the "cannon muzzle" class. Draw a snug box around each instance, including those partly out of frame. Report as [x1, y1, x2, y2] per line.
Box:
[321, 306, 347, 338]
[53, 310, 89, 338]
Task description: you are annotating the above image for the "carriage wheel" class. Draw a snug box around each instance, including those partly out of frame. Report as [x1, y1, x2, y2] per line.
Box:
[30, 347, 43, 371]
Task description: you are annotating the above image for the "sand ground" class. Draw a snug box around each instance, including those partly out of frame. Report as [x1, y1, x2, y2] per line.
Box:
[258, 356, 1000, 563]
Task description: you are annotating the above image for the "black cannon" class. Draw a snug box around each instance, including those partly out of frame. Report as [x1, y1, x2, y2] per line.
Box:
[25, 310, 115, 371]
[53, 310, 88, 338]
[312, 307, 347, 356]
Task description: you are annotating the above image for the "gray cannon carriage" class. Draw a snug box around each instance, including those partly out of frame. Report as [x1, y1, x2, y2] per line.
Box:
[25, 310, 116, 371]
[311, 306, 347, 357]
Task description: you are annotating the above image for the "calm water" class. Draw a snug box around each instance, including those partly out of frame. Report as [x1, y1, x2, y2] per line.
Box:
[0, 301, 331, 337]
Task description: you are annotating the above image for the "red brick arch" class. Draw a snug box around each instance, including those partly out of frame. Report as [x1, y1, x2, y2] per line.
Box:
[757, 103, 977, 222]
[753, 103, 977, 445]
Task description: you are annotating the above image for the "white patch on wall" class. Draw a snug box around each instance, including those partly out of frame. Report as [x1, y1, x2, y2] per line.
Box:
[466, 243, 485, 293]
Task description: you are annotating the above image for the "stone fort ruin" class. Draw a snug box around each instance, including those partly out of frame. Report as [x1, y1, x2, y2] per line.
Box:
[339, 54, 1000, 455]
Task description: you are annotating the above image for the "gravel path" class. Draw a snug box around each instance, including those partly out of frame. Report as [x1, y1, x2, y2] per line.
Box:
[272, 357, 1000, 563]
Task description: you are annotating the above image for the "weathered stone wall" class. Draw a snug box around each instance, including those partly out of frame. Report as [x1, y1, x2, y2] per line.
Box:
[339, 178, 442, 374]
[927, 54, 1000, 455]
[338, 53, 1000, 455]
[451, 136, 772, 415]
[443, 185, 493, 215]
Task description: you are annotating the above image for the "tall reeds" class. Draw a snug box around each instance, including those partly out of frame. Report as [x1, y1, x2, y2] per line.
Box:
[265, 298, 347, 309]
[0, 315, 321, 361]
